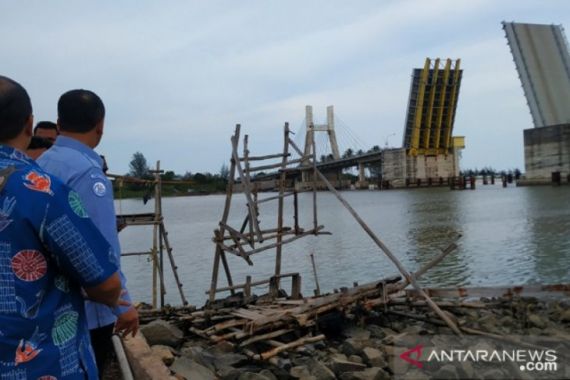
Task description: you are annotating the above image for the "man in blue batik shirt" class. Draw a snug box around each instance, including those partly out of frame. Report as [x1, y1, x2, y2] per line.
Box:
[0, 76, 123, 379]
[39, 89, 139, 374]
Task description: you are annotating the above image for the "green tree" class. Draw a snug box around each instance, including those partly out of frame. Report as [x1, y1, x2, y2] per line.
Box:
[219, 163, 230, 180]
[129, 152, 150, 179]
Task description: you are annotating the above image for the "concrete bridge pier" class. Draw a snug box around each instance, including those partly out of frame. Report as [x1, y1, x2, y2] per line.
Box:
[356, 162, 369, 189]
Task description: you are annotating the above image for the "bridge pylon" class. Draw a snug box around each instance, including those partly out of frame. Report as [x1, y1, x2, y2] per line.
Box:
[304, 105, 341, 161]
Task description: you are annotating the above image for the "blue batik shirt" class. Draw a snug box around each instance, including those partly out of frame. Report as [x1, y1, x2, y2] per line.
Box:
[0, 145, 118, 379]
[38, 136, 132, 330]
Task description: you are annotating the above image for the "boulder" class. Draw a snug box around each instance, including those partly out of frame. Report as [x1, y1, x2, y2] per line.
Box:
[340, 338, 365, 356]
[361, 347, 386, 368]
[339, 367, 389, 380]
[141, 319, 184, 347]
[343, 327, 371, 340]
[528, 314, 547, 329]
[171, 357, 217, 380]
[238, 372, 272, 380]
[290, 365, 312, 378]
[434, 364, 460, 379]
[309, 360, 336, 380]
[560, 310, 570, 323]
[180, 345, 217, 372]
[348, 355, 363, 364]
[329, 357, 366, 375]
[259, 369, 278, 380]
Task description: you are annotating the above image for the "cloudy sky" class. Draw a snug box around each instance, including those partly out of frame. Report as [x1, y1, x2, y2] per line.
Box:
[2, 0, 569, 175]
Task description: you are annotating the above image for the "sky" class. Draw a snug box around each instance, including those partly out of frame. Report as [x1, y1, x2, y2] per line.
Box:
[2, 0, 569, 175]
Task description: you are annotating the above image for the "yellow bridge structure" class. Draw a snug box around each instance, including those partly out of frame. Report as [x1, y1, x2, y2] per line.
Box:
[403, 58, 465, 156]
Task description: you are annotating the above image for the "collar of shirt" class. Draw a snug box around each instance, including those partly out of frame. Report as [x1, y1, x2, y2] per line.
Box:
[55, 136, 103, 168]
[0, 144, 39, 167]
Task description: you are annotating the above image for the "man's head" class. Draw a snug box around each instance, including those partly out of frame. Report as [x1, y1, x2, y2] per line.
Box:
[58, 89, 105, 148]
[27, 136, 53, 160]
[0, 76, 33, 149]
[34, 121, 58, 142]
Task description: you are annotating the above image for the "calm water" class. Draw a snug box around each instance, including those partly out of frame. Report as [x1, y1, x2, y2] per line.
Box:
[116, 183, 570, 307]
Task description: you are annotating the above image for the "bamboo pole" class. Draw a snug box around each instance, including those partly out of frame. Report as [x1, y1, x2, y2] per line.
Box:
[231, 134, 262, 242]
[209, 125, 240, 301]
[310, 252, 321, 296]
[396, 237, 460, 291]
[311, 132, 318, 231]
[275, 124, 289, 285]
[314, 168, 462, 336]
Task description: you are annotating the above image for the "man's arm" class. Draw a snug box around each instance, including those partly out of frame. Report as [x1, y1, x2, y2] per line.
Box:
[85, 272, 122, 307]
[33, 176, 121, 303]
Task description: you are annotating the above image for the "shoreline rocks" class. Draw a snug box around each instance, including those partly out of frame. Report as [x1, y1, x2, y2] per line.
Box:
[136, 296, 570, 379]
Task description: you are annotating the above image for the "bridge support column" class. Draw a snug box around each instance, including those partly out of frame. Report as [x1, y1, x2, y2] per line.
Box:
[356, 162, 369, 189]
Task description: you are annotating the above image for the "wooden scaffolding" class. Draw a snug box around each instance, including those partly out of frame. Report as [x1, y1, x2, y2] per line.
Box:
[114, 161, 188, 308]
[208, 123, 330, 303]
[208, 123, 464, 336]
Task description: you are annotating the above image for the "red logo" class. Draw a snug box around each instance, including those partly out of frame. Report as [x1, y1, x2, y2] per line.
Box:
[400, 344, 424, 368]
[23, 171, 53, 195]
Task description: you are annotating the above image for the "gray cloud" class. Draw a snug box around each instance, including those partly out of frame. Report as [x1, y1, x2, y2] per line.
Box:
[1, 0, 568, 174]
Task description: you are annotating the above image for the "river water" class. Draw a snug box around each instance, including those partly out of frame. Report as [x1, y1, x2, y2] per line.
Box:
[116, 183, 570, 307]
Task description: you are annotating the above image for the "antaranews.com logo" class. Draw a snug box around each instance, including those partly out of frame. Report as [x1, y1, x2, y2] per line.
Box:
[392, 335, 569, 379]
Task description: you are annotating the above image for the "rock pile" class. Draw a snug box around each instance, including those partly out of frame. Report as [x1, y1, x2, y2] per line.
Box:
[135, 296, 569, 379]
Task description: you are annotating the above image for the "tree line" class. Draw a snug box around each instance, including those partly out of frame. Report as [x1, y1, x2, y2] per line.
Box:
[114, 152, 229, 198]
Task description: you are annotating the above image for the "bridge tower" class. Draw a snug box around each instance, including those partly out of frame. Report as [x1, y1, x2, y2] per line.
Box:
[304, 105, 341, 161]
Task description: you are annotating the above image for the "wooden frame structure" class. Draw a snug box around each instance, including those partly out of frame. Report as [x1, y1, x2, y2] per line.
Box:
[209, 123, 466, 336]
[113, 162, 188, 308]
[208, 123, 329, 303]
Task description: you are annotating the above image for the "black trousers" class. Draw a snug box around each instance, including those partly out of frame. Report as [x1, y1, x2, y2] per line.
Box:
[90, 323, 115, 378]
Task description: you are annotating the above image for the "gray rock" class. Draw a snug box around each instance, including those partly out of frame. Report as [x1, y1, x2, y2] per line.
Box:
[238, 373, 271, 380]
[329, 357, 366, 375]
[180, 345, 217, 372]
[348, 355, 363, 364]
[309, 360, 336, 380]
[218, 366, 243, 380]
[341, 338, 365, 356]
[459, 360, 475, 379]
[528, 314, 547, 329]
[141, 319, 184, 347]
[171, 357, 217, 380]
[366, 325, 386, 339]
[560, 309, 570, 323]
[151, 344, 175, 365]
[259, 369, 278, 380]
[290, 365, 312, 378]
[215, 340, 236, 353]
[339, 367, 389, 380]
[404, 370, 429, 380]
[482, 369, 505, 379]
[361, 347, 385, 368]
[343, 327, 371, 340]
[371, 367, 390, 380]
[434, 364, 460, 379]
[215, 353, 248, 369]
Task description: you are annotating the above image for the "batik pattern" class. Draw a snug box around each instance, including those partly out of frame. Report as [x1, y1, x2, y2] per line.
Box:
[68, 191, 88, 218]
[11, 250, 47, 282]
[0, 242, 16, 313]
[23, 171, 53, 195]
[0, 369, 26, 380]
[52, 305, 79, 376]
[0, 197, 16, 232]
[45, 215, 104, 283]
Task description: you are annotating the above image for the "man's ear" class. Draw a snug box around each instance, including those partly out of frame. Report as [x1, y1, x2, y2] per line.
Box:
[24, 115, 33, 137]
[95, 119, 104, 136]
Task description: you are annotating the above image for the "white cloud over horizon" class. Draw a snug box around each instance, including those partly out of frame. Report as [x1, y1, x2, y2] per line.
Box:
[1, 0, 569, 174]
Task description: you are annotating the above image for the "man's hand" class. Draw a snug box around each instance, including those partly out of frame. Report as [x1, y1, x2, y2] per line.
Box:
[115, 307, 139, 338]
